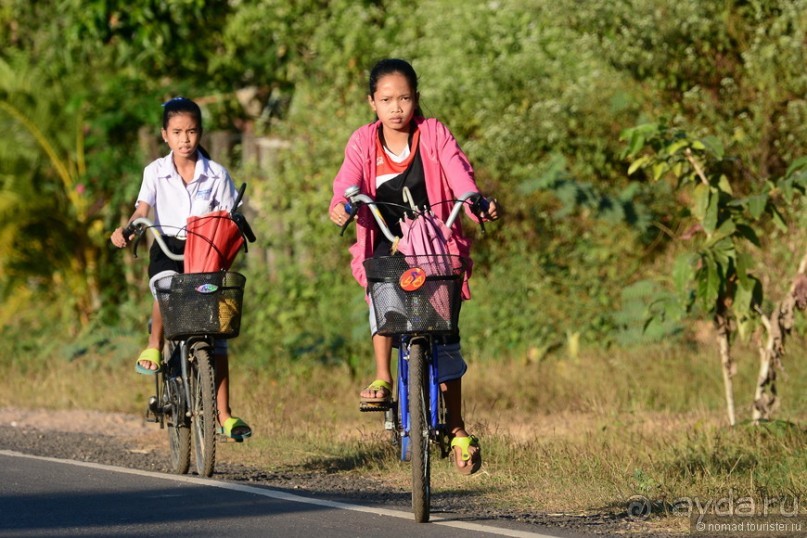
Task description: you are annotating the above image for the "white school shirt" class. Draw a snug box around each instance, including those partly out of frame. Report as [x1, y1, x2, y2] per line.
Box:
[135, 151, 238, 238]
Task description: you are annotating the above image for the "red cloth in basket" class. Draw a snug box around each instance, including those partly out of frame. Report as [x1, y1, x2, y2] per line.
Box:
[184, 210, 244, 273]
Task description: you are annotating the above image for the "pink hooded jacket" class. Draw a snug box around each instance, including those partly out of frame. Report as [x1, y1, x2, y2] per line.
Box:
[330, 117, 481, 298]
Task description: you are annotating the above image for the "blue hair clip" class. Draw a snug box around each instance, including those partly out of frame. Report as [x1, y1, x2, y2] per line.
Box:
[162, 96, 188, 107]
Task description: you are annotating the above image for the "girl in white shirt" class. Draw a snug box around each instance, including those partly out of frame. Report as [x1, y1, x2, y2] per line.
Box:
[110, 97, 251, 441]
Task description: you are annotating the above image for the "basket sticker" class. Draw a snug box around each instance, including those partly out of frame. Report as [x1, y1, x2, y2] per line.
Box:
[399, 267, 427, 291]
[195, 283, 219, 294]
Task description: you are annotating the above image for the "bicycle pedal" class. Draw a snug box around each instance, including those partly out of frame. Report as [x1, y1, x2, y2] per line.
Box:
[360, 401, 392, 412]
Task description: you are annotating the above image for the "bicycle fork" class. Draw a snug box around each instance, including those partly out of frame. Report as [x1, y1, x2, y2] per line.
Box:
[395, 337, 445, 461]
[146, 339, 215, 425]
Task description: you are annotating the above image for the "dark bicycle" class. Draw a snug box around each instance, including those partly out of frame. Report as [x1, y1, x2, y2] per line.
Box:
[122, 184, 255, 476]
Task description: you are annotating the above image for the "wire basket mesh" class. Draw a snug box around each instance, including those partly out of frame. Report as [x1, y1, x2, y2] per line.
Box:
[155, 271, 246, 340]
[364, 254, 466, 336]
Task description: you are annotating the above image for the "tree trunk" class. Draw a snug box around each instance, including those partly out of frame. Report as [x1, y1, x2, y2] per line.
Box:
[752, 253, 807, 422]
[715, 309, 736, 426]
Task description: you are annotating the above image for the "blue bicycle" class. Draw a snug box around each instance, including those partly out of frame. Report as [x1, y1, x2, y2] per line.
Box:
[341, 188, 489, 522]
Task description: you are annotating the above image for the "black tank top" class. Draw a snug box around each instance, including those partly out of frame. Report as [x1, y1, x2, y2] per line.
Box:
[374, 130, 427, 256]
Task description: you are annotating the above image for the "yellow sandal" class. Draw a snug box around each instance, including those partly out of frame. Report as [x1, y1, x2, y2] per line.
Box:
[450, 434, 482, 475]
[134, 348, 161, 376]
[220, 416, 252, 441]
[360, 379, 392, 404]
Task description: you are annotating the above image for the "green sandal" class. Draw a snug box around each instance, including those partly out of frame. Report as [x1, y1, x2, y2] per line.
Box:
[220, 416, 252, 441]
[134, 348, 161, 376]
[450, 434, 482, 475]
[360, 379, 392, 404]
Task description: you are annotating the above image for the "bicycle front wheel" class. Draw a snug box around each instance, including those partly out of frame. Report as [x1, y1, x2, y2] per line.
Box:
[166, 372, 191, 475]
[408, 340, 431, 523]
[190, 345, 217, 477]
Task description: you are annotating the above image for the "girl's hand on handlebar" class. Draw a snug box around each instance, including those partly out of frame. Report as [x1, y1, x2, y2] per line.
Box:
[470, 195, 500, 222]
[482, 199, 500, 221]
[111, 226, 134, 249]
[330, 203, 352, 227]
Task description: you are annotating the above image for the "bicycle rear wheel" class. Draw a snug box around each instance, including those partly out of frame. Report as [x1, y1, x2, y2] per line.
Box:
[167, 377, 191, 474]
[163, 343, 190, 475]
[190, 345, 217, 477]
[408, 340, 431, 523]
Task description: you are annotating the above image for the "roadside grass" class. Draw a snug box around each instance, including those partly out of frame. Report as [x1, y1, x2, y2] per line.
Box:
[2, 329, 807, 531]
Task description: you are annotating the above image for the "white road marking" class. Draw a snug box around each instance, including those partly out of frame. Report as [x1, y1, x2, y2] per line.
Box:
[0, 450, 562, 538]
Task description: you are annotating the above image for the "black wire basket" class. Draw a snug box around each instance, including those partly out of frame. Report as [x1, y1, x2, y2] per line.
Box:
[364, 254, 466, 336]
[155, 271, 246, 340]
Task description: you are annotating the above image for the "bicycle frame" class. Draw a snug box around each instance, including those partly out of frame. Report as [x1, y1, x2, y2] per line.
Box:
[140, 269, 225, 477]
[153, 336, 215, 427]
[392, 336, 449, 462]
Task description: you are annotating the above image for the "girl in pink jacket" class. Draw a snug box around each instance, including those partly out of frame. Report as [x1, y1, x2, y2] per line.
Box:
[330, 59, 498, 475]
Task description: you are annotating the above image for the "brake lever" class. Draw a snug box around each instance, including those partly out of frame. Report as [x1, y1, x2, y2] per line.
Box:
[469, 195, 490, 234]
[232, 212, 256, 243]
[340, 201, 360, 237]
[121, 223, 144, 258]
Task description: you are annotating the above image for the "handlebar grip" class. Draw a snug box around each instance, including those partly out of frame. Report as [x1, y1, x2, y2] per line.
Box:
[469, 194, 490, 234]
[339, 202, 359, 237]
[120, 223, 144, 258]
[242, 220, 256, 243]
[230, 184, 256, 245]
[121, 223, 137, 240]
[476, 197, 490, 214]
[469, 194, 490, 215]
[233, 213, 256, 243]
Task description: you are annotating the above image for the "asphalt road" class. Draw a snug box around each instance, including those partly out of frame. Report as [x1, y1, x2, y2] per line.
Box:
[0, 451, 575, 538]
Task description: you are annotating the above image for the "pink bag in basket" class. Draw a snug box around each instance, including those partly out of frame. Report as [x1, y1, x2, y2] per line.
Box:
[396, 211, 461, 320]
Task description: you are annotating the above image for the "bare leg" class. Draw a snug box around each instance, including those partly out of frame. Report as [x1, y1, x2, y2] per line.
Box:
[138, 300, 163, 371]
[442, 378, 464, 433]
[214, 352, 231, 424]
[441, 378, 479, 472]
[213, 352, 250, 437]
[360, 334, 394, 399]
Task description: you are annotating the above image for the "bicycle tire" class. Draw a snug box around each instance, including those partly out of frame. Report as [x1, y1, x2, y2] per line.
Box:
[163, 343, 190, 475]
[190, 345, 217, 477]
[408, 340, 430, 523]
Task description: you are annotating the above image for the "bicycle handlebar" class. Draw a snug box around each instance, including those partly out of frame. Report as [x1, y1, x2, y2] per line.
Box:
[341, 189, 491, 239]
[121, 182, 256, 259]
[122, 217, 184, 260]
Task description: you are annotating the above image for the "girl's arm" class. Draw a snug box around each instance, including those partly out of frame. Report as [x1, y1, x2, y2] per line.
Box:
[430, 120, 483, 220]
[330, 128, 369, 213]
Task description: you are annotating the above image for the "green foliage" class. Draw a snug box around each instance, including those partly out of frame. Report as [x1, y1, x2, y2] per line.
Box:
[1, 0, 807, 362]
[612, 280, 685, 347]
[622, 122, 779, 332]
[28, 0, 232, 88]
[579, 0, 807, 175]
